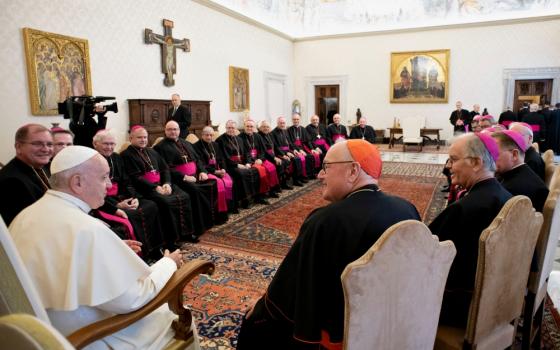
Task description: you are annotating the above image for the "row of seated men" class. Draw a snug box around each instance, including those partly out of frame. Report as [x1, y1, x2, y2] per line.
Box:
[0, 111, 375, 261]
[2, 123, 551, 349]
[451, 100, 560, 154]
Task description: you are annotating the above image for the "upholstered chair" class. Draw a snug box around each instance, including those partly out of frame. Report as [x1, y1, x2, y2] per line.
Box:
[341, 220, 456, 350]
[401, 117, 424, 152]
[542, 150, 556, 187]
[117, 141, 131, 154]
[523, 186, 560, 349]
[186, 133, 199, 144]
[435, 196, 543, 350]
[0, 313, 75, 350]
[0, 217, 214, 349]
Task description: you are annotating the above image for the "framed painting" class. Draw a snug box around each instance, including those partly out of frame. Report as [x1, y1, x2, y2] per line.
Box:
[229, 66, 250, 112]
[23, 28, 92, 115]
[390, 49, 449, 103]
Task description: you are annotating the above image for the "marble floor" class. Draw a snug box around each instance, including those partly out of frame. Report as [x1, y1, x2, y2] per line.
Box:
[383, 148, 560, 307]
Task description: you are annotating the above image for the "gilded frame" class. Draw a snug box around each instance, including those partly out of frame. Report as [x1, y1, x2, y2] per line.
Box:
[23, 28, 92, 115]
[390, 49, 449, 103]
[229, 66, 250, 112]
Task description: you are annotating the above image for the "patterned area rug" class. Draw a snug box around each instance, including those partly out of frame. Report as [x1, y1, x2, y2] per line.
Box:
[180, 162, 559, 349]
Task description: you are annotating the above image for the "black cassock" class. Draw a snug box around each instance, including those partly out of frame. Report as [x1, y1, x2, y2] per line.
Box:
[99, 153, 164, 257]
[0, 157, 49, 226]
[271, 127, 304, 181]
[429, 178, 512, 327]
[326, 123, 348, 145]
[548, 109, 560, 154]
[154, 138, 215, 235]
[259, 131, 290, 183]
[287, 125, 318, 176]
[498, 110, 517, 127]
[349, 125, 376, 144]
[500, 164, 549, 213]
[525, 146, 545, 181]
[121, 145, 195, 245]
[215, 133, 260, 203]
[237, 185, 420, 349]
[306, 123, 330, 154]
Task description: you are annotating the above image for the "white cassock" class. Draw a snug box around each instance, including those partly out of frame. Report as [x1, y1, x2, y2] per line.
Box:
[9, 190, 200, 350]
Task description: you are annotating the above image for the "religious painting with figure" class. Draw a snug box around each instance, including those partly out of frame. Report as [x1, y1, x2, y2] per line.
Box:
[23, 28, 92, 115]
[229, 66, 250, 112]
[390, 49, 449, 103]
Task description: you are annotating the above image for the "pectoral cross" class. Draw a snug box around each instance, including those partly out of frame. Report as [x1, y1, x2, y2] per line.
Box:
[145, 19, 190, 87]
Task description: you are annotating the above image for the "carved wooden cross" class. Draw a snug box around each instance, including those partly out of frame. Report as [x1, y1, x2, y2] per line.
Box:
[144, 19, 190, 87]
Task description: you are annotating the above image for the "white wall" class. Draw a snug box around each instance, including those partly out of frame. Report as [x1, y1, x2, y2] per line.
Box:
[0, 0, 293, 163]
[293, 19, 560, 141]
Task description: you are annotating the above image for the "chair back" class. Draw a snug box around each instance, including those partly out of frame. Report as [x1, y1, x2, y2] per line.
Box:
[186, 133, 199, 144]
[118, 141, 131, 154]
[0, 314, 74, 350]
[341, 220, 456, 350]
[401, 117, 423, 142]
[151, 137, 164, 147]
[465, 196, 542, 348]
[532, 142, 539, 153]
[0, 217, 50, 323]
[543, 150, 556, 187]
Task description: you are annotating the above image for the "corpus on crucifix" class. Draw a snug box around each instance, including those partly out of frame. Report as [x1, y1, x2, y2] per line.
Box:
[145, 19, 190, 86]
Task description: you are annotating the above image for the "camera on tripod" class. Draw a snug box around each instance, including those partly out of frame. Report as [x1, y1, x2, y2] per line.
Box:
[58, 96, 118, 125]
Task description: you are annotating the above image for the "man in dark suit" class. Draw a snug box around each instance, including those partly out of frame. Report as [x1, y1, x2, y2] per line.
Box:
[0, 124, 53, 225]
[167, 93, 191, 138]
[449, 101, 471, 133]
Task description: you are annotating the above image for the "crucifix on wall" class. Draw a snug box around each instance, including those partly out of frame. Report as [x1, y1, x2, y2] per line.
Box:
[144, 19, 190, 87]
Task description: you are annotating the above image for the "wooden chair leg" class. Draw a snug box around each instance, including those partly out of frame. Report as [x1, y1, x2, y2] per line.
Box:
[522, 292, 537, 350]
[533, 301, 544, 350]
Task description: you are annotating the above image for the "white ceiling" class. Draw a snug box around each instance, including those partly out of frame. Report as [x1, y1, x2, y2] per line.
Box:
[202, 0, 560, 39]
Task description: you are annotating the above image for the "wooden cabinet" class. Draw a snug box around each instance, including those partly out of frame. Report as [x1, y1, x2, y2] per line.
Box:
[128, 99, 211, 145]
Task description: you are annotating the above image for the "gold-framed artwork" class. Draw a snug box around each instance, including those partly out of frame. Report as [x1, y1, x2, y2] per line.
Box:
[390, 49, 449, 103]
[229, 66, 250, 112]
[23, 28, 92, 115]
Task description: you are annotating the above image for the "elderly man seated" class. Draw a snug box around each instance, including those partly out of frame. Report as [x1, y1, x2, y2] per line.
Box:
[237, 140, 420, 349]
[429, 133, 512, 327]
[509, 122, 545, 181]
[491, 130, 549, 212]
[9, 146, 200, 349]
[0, 124, 52, 226]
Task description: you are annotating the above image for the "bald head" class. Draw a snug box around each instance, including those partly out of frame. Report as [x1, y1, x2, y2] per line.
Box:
[129, 126, 148, 148]
[277, 117, 286, 129]
[165, 120, 181, 141]
[310, 115, 319, 126]
[333, 114, 341, 125]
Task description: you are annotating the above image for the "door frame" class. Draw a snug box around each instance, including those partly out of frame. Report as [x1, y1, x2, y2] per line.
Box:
[305, 75, 348, 125]
[503, 67, 560, 109]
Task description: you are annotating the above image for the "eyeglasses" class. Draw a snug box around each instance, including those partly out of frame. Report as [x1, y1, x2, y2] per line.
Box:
[21, 141, 54, 148]
[321, 160, 355, 173]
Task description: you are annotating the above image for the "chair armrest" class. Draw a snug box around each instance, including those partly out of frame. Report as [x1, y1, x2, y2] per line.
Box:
[67, 259, 215, 349]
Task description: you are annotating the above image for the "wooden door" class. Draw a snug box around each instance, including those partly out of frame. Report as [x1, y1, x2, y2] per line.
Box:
[315, 85, 339, 125]
[513, 79, 553, 112]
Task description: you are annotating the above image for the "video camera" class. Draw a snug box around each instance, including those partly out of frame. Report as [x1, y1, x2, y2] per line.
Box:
[58, 96, 118, 125]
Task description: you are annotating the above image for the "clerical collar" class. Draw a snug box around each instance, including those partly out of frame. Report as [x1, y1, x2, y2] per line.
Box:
[345, 184, 380, 199]
[47, 189, 91, 214]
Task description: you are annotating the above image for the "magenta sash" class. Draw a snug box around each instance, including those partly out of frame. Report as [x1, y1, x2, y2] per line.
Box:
[279, 146, 290, 152]
[263, 160, 279, 187]
[294, 139, 302, 147]
[266, 148, 275, 157]
[230, 155, 242, 163]
[96, 210, 139, 255]
[464, 124, 470, 133]
[529, 124, 541, 132]
[107, 182, 119, 197]
[502, 120, 513, 128]
[314, 138, 330, 151]
[142, 171, 160, 184]
[298, 155, 307, 177]
[175, 162, 197, 176]
[207, 174, 228, 212]
[209, 158, 217, 166]
[250, 148, 258, 159]
[332, 134, 346, 143]
[312, 153, 321, 169]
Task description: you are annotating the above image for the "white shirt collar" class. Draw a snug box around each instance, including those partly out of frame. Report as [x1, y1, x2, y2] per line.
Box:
[46, 190, 92, 213]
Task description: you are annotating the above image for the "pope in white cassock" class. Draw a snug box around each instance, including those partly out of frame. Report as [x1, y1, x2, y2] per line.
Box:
[9, 146, 200, 350]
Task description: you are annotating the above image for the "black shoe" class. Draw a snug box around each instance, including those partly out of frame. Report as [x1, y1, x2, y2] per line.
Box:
[292, 180, 304, 187]
[268, 192, 280, 198]
[230, 207, 240, 214]
[185, 234, 200, 243]
[441, 186, 450, 192]
[254, 197, 270, 205]
[240, 199, 250, 209]
[281, 183, 293, 190]
[301, 178, 309, 183]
